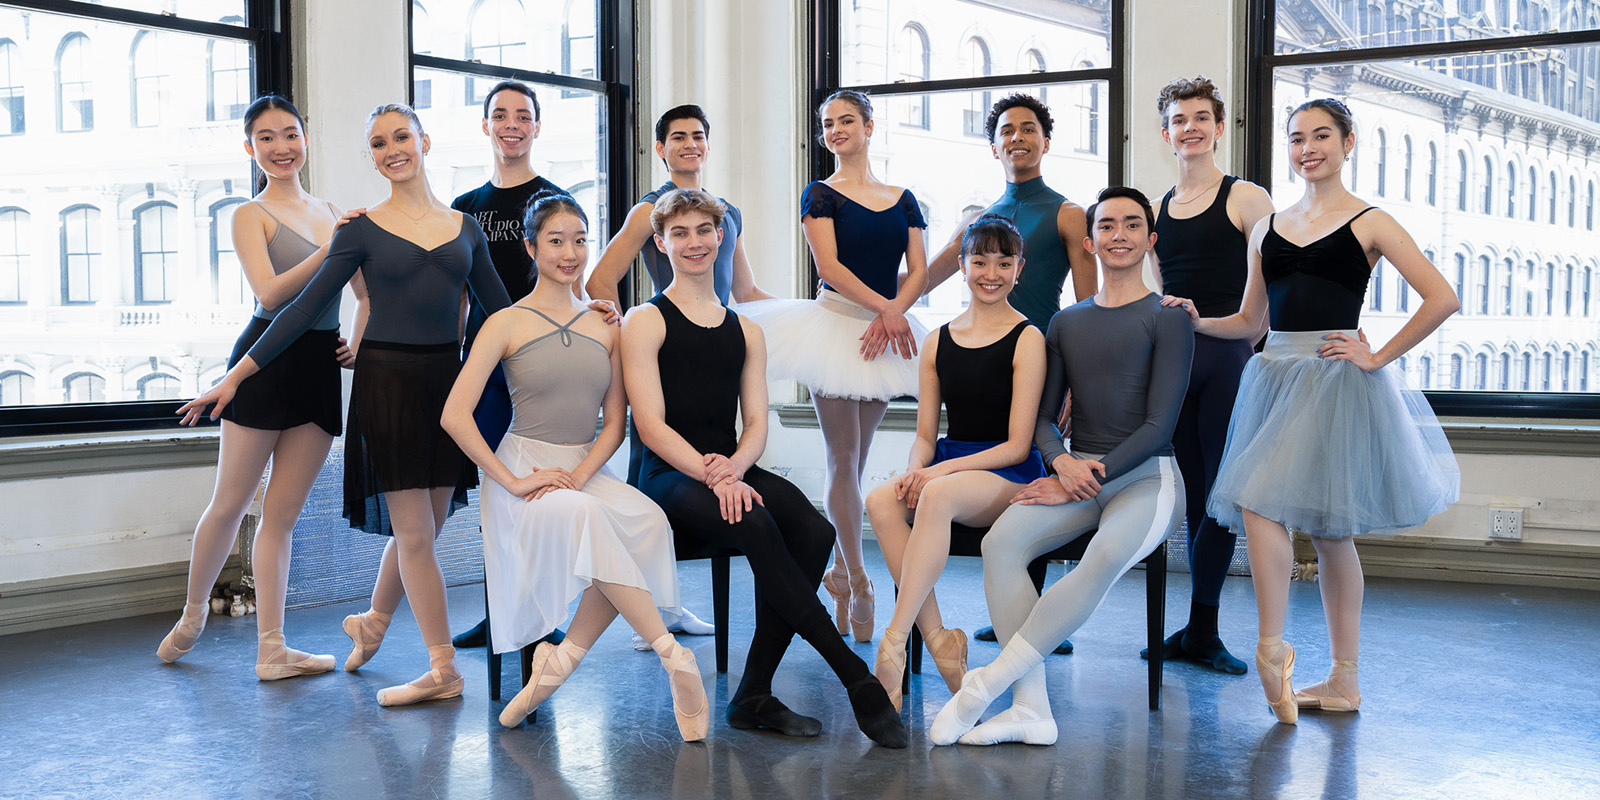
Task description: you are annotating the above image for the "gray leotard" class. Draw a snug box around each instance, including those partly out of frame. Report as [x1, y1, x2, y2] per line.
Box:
[251, 204, 340, 330]
[1036, 293, 1194, 481]
[245, 214, 511, 366]
[638, 180, 743, 304]
[503, 308, 610, 445]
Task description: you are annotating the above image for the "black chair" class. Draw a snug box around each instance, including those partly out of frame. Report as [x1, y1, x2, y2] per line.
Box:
[672, 540, 739, 674]
[485, 572, 536, 703]
[905, 522, 1167, 711]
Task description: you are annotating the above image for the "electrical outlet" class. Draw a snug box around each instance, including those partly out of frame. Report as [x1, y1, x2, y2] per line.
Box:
[1488, 506, 1523, 540]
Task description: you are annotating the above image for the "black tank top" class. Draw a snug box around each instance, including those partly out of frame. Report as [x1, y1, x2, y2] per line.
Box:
[936, 321, 1031, 442]
[1260, 208, 1377, 332]
[1154, 175, 1247, 319]
[650, 293, 745, 457]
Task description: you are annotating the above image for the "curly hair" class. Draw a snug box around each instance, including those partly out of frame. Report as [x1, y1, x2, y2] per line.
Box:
[984, 93, 1053, 143]
[650, 188, 725, 235]
[1157, 75, 1225, 129]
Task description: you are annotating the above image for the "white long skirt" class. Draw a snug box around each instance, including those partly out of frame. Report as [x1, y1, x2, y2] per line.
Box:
[482, 433, 681, 654]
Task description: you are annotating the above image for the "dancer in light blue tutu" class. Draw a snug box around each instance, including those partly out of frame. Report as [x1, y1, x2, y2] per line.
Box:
[1163, 98, 1461, 724]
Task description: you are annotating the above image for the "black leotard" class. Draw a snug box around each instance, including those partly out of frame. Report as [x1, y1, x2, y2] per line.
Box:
[1155, 175, 1247, 319]
[1260, 208, 1377, 332]
[936, 321, 1030, 442]
[648, 293, 743, 458]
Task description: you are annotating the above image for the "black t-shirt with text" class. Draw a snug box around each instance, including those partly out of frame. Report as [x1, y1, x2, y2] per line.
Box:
[452, 175, 566, 345]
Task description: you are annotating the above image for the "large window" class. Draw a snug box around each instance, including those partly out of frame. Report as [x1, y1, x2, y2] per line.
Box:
[0, 2, 282, 428]
[825, 0, 1121, 329]
[1252, 2, 1600, 412]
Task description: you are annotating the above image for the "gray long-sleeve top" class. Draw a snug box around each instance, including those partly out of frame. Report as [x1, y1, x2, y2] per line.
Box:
[1035, 293, 1194, 483]
[244, 214, 512, 366]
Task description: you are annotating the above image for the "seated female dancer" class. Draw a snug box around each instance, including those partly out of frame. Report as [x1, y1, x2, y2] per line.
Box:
[866, 215, 1047, 711]
[621, 188, 908, 748]
[181, 104, 510, 707]
[1166, 98, 1459, 723]
[440, 190, 707, 740]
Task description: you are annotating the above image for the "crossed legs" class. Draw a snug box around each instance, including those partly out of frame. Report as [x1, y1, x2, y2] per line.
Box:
[815, 394, 888, 640]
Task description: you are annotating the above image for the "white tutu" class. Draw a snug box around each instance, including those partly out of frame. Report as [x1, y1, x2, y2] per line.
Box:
[482, 433, 681, 654]
[1207, 330, 1460, 539]
[738, 289, 927, 401]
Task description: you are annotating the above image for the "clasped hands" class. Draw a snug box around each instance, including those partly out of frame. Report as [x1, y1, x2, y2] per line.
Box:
[702, 452, 763, 523]
[1012, 455, 1107, 506]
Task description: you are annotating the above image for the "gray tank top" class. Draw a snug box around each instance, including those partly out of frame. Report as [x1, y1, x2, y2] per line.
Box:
[503, 307, 611, 444]
[251, 203, 341, 330]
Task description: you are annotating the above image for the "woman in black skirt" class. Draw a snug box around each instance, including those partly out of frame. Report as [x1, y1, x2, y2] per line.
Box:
[181, 103, 512, 707]
[158, 95, 365, 680]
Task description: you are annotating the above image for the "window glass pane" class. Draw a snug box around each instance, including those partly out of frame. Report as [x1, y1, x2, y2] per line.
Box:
[1269, 41, 1600, 394]
[82, 1, 248, 21]
[846, 84, 1110, 329]
[0, 39, 23, 136]
[840, 1, 1111, 86]
[0, 10, 254, 407]
[412, 67, 608, 275]
[1275, 0, 1597, 55]
[416, 0, 600, 80]
[211, 199, 250, 306]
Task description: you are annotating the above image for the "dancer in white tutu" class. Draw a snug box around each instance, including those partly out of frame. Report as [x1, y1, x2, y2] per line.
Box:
[1163, 98, 1461, 724]
[742, 89, 929, 643]
[441, 191, 708, 741]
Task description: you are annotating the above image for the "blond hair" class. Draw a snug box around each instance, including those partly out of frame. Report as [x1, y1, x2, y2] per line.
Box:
[650, 188, 725, 235]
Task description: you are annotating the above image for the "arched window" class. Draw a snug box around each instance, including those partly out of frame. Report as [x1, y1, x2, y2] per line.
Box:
[1420, 354, 1433, 388]
[1544, 262, 1556, 314]
[63, 371, 105, 403]
[1402, 135, 1413, 201]
[1501, 257, 1514, 315]
[130, 32, 164, 128]
[1426, 142, 1438, 205]
[1499, 352, 1511, 390]
[1520, 351, 1533, 390]
[56, 33, 93, 132]
[137, 373, 182, 401]
[1588, 181, 1595, 230]
[412, 3, 432, 108]
[1562, 351, 1573, 391]
[1476, 255, 1491, 315]
[1453, 253, 1468, 313]
[0, 39, 22, 136]
[1369, 259, 1384, 311]
[1549, 171, 1558, 223]
[1506, 161, 1516, 218]
[1564, 264, 1575, 315]
[0, 370, 32, 405]
[1474, 352, 1488, 390]
[60, 205, 99, 304]
[1482, 156, 1494, 214]
[207, 33, 250, 121]
[1582, 350, 1592, 392]
[1527, 166, 1537, 221]
[1449, 353, 1463, 389]
[0, 207, 26, 304]
[561, 0, 596, 82]
[210, 198, 249, 305]
[1024, 49, 1047, 105]
[1375, 129, 1388, 196]
[1569, 176, 1578, 226]
[962, 37, 992, 137]
[1585, 267, 1594, 316]
[467, 0, 527, 98]
[898, 25, 930, 129]
[1524, 260, 1535, 315]
[1080, 81, 1102, 155]
[134, 201, 179, 305]
[1542, 351, 1553, 390]
[1457, 151, 1469, 211]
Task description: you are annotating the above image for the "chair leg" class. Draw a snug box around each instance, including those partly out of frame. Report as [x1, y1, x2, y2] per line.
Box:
[1146, 543, 1166, 711]
[1027, 556, 1049, 595]
[713, 555, 730, 674]
[909, 624, 923, 675]
[485, 575, 501, 702]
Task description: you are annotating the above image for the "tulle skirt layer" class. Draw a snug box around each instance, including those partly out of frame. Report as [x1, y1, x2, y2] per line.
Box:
[1207, 330, 1460, 539]
[739, 290, 927, 401]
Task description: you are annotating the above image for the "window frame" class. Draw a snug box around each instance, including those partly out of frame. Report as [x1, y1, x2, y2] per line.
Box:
[0, 0, 292, 437]
[1245, 1, 1600, 418]
[132, 200, 178, 305]
[0, 37, 22, 136]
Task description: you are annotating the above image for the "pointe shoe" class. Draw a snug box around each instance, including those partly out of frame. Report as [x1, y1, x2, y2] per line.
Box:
[1256, 640, 1298, 724]
[654, 635, 709, 742]
[1296, 658, 1361, 712]
[255, 628, 336, 681]
[822, 566, 851, 637]
[342, 610, 391, 672]
[924, 627, 968, 694]
[875, 628, 909, 713]
[497, 640, 586, 728]
[930, 667, 1003, 746]
[157, 601, 208, 663]
[847, 570, 875, 643]
[376, 644, 464, 707]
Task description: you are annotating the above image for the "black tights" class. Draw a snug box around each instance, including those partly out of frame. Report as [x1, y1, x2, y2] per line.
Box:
[638, 457, 872, 700]
[1172, 333, 1253, 611]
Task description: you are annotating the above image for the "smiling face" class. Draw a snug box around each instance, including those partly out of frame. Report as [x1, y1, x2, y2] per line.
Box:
[482, 88, 540, 161]
[819, 99, 872, 157]
[656, 117, 708, 174]
[524, 211, 588, 288]
[961, 247, 1024, 306]
[1286, 107, 1353, 182]
[1161, 96, 1223, 158]
[367, 111, 428, 183]
[1085, 196, 1155, 274]
[654, 209, 724, 276]
[245, 108, 306, 182]
[990, 106, 1049, 174]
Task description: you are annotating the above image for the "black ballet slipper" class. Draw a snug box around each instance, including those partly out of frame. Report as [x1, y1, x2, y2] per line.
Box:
[727, 694, 822, 737]
[1180, 632, 1248, 675]
[846, 678, 910, 749]
[978, 626, 1071, 655]
[450, 619, 487, 649]
[1052, 639, 1074, 655]
[1140, 627, 1188, 662]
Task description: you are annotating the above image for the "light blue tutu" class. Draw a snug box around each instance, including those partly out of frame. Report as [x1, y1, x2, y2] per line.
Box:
[1207, 330, 1460, 539]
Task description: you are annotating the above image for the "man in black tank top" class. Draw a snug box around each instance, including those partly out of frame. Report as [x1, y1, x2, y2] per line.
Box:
[1144, 77, 1276, 675]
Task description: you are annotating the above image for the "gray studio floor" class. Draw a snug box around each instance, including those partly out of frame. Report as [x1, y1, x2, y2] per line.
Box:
[3, 544, 1598, 800]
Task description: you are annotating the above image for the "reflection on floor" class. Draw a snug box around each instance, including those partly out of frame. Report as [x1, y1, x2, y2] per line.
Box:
[3, 543, 1597, 800]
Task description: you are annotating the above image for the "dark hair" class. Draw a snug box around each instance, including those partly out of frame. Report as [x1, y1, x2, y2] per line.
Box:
[655, 104, 710, 144]
[482, 80, 541, 122]
[960, 214, 1024, 259]
[650, 188, 725, 235]
[984, 93, 1053, 142]
[1085, 186, 1157, 231]
[1289, 97, 1355, 140]
[521, 190, 586, 283]
[1157, 75, 1225, 128]
[242, 94, 303, 137]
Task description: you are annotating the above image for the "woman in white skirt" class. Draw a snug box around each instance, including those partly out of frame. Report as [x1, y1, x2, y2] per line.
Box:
[742, 90, 929, 642]
[1164, 98, 1460, 724]
[441, 191, 708, 741]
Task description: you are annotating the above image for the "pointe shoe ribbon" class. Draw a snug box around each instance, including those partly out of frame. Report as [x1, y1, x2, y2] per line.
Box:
[256, 628, 336, 681]
[822, 567, 850, 637]
[875, 628, 909, 713]
[156, 602, 208, 663]
[497, 641, 583, 728]
[1295, 658, 1361, 712]
[1256, 641, 1299, 724]
[847, 571, 875, 643]
[925, 627, 968, 694]
[656, 637, 709, 742]
[342, 611, 390, 672]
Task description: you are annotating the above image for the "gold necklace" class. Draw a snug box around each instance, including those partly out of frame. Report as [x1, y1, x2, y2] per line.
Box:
[1172, 174, 1225, 205]
[396, 202, 430, 224]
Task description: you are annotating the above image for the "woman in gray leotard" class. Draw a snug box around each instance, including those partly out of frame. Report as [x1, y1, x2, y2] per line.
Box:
[157, 96, 365, 681]
[441, 192, 708, 741]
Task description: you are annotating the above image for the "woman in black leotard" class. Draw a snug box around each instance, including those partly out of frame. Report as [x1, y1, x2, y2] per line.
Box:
[1147, 76, 1277, 675]
[620, 188, 908, 748]
[1165, 98, 1460, 724]
[181, 104, 512, 709]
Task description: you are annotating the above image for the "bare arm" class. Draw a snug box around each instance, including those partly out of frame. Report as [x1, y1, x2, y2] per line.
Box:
[1188, 217, 1271, 340]
[585, 201, 657, 306]
[233, 203, 335, 311]
[1230, 181, 1278, 340]
[1059, 202, 1097, 302]
[568, 324, 628, 486]
[1326, 211, 1459, 371]
[904, 332, 943, 473]
[731, 317, 771, 473]
[729, 234, 777, 303]
[441, 312, 524, 491]
[925, 209, 984, 293]
[924, 327, 1045, 475]
[620, 304, 710, 482]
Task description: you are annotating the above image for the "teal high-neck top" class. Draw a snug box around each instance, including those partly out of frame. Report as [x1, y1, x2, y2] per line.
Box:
[984, 176, 1071, 331]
